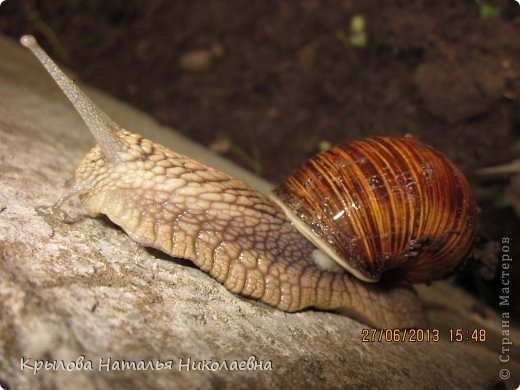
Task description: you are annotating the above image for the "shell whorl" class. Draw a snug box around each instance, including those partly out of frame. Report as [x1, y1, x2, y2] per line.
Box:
[272, 136, 477, 283]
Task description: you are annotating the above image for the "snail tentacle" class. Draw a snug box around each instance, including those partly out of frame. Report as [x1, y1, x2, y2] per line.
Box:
[20, 35, 124, 162]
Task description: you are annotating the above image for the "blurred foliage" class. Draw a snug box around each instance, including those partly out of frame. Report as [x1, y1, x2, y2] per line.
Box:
[475, 0, 502, 18]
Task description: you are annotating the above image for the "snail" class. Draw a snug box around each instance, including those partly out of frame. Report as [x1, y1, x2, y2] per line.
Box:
[20, 35, 478, 329]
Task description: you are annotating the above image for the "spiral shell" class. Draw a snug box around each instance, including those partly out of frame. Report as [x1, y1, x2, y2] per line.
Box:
[271, 136, 477, 283]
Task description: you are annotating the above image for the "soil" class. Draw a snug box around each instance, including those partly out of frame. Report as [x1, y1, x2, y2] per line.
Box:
[1, 0, 519, 318]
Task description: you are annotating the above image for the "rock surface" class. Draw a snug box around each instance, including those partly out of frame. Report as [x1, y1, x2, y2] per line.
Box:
[0, 34, 518, 390]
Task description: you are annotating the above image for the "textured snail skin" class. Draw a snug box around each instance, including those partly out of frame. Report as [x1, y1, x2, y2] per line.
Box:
[21, 35, 427, 329]
[273, 136, 478, 284]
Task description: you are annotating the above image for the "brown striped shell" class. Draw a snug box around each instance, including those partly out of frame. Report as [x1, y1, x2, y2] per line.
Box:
[270, 136, 477, 284]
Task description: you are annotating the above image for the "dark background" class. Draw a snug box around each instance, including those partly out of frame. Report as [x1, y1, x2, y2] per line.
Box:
[1, 0, 519, 320]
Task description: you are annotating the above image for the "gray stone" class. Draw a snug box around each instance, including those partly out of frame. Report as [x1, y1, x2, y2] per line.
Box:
[0, 34, 518, 390]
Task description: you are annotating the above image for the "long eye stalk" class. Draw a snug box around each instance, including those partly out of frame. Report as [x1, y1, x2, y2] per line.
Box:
[20, 35, 123, 162]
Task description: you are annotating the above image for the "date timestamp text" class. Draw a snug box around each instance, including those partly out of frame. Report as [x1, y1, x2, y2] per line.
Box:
[361, 328, 487, 343]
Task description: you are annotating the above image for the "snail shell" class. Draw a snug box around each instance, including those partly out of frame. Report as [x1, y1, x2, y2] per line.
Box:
[272, 136, 477, 283]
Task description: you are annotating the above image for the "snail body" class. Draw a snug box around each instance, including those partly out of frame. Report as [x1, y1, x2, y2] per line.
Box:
[20, 35, 477, 329]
